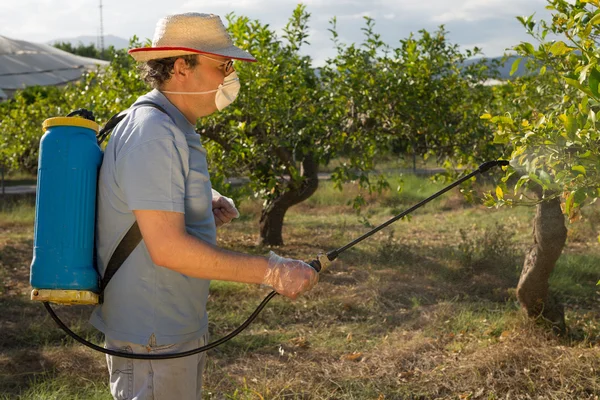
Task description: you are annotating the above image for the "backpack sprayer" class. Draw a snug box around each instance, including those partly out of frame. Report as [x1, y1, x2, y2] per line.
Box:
[29, 108, 508, 360]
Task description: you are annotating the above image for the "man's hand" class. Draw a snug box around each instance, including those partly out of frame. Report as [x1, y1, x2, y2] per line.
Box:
[263, 251, 319, 300]
[212, 190, 240, 227]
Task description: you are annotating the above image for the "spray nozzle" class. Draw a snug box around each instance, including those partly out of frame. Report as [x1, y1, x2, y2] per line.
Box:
[478, 160, 509, 173]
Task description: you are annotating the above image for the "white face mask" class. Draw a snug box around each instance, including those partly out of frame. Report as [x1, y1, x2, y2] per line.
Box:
[162, 71, 241, 111]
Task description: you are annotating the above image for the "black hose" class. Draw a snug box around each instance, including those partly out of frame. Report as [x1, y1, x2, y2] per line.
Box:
[43, 160, 508, 359]
[43, 291, 278, 359]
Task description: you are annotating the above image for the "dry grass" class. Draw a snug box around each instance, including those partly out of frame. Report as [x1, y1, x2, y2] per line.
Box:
[0, 184, 599, 399]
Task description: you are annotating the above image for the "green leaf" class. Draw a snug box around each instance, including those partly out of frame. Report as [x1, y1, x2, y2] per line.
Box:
[574, 188, 587, 207]
[539, 170, 552, 186]
[549, 41, 573, 56]
[515, 175, 529, 194]
[579, 63, 593, 84]
[565, 78, 595, 97]
[589, 109, 597, 126]
[522, 42, 535, 55]
[572, 165, 587, 176]
[528, 173, 543, 187]
[483, 192, 496, 207]
[561, 114, 578, 137]
[589, 67, 600, 98]
[510, 58, 522, 76]
[589, 12, 600, 25]
[515, 42, 535, 55]
[493, 132, 510, 144]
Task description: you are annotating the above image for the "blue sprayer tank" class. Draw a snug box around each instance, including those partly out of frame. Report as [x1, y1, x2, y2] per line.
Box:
[30, 117, 103, 305]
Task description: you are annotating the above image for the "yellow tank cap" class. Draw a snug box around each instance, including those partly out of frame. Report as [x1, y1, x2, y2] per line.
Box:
[31, 288, 99, 305]
[43, 117, 99, 133]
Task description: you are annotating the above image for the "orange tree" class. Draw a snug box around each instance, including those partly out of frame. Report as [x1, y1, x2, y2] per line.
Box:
[0, 6, 497, 248]
[379, 27, 500, 170]
[202, 6, 393, 245]
[484, 0, 600, 328]
[205, 8, 497, 245]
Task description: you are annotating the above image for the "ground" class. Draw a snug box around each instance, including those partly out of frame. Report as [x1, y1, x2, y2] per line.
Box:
[0, 177, 598, 399]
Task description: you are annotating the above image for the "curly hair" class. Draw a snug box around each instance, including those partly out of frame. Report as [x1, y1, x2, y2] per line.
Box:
[139, 55, 199, 88]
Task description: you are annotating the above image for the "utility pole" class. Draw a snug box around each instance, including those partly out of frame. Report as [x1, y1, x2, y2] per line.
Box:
[99, 0, 105, 57]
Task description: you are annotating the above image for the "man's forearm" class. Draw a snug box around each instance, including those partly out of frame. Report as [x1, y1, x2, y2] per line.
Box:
[155, 232, 269, 284]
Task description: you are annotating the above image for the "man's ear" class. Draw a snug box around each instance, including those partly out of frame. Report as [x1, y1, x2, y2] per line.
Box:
[172, 58, 192, 81]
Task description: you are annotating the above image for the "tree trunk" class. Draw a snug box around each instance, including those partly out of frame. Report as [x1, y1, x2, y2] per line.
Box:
[516, 190, 567, 332]
[259, 154, 319, 246]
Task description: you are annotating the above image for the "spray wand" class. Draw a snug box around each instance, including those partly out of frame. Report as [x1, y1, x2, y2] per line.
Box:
[44, 160, 508, 359]
[307, 160, 509, 272]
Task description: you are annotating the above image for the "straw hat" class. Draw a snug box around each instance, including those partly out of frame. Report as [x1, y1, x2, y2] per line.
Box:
[128, 13, 256, 62]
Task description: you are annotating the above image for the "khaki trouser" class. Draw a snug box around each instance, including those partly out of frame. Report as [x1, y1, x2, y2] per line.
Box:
[104, 332, 209, 400]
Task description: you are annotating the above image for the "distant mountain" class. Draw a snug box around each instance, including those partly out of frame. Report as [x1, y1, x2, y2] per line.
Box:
[47, 35, 129, 50]
[314, 55, 533, 81]
[464, 55, 535, 79]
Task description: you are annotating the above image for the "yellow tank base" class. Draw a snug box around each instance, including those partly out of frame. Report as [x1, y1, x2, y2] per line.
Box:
[30, 289, 99, 305]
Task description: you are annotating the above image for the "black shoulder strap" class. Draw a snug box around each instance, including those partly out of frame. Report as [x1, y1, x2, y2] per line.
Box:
[98, 101, 171, 303]
[99, 222, 142, 302]
[96, 101, 169, 145]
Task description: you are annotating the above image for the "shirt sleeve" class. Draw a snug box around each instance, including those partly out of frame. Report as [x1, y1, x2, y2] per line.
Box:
[116, 138, 189, 212]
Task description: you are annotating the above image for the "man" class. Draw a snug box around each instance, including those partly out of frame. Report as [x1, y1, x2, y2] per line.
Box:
[90, 12, 319, 400]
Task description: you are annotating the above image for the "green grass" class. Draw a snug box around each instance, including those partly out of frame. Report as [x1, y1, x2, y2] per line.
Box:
[303, 173, 450, 209]
[318, 154, 439, 173]
[1, 172, 599, 399]
[424, 301, 522, 338]
[0, 171, 37, 187]
[0, 197, 36, 227]
[551, 253, 600, 301]
[0, 375, 112, 400]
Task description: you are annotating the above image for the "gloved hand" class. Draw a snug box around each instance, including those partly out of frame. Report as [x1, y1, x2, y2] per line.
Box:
[263, 251, 319, 300]
[211, 189, 240, 227]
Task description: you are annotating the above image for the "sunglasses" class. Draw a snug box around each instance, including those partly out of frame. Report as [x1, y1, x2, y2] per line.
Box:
[200, 54, 234, 74]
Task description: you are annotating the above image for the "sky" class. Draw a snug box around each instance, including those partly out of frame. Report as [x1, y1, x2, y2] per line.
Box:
[0, 0, 554, 66]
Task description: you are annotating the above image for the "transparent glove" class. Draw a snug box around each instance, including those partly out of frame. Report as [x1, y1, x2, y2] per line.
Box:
[211, 189, 240, 227]
[263, 251, 319, 300]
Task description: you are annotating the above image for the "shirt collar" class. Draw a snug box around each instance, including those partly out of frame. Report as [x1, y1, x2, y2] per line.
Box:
[134, 89, 196, 133]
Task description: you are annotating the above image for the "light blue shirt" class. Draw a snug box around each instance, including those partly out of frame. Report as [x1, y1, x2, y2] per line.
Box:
[90, 89, 216, 345]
